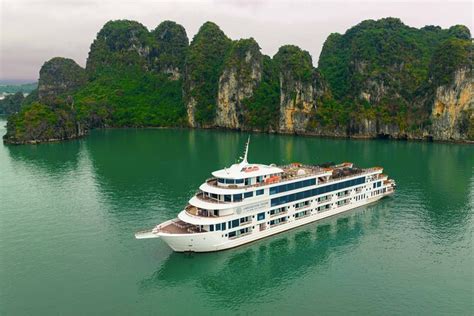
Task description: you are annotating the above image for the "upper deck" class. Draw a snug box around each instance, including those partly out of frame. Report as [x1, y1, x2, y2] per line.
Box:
[205, 162, 381, 191]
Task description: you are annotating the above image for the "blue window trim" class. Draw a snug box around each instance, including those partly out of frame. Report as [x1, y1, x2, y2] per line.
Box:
[271, 177, 365, 207]
[269, 178, 317, 195]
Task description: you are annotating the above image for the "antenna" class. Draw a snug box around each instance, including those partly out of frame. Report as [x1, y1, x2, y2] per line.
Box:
[242, 136, 250, 164]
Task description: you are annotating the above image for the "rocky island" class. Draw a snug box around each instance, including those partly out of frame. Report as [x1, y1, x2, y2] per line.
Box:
[3, 17, 473, 144]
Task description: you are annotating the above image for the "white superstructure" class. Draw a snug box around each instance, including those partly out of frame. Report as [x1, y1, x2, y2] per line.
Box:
[135, 139, 396, 252]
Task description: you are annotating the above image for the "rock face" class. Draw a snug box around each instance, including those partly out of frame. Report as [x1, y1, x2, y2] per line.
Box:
[150, 20, 189, 80]
[86, 20, 152, 79]
[38, 57, 86, 104]
[430, 67, 473, 140]
[0, 92, 24, 115]
[274, 45, 327, 133]
[3, 57, 87, 144]
[5, 18, 473, 144]
[185, 22, 232, 127]
[216, 39, 262, 129]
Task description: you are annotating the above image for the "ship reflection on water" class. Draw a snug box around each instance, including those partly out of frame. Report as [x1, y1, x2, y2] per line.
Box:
[139, 201, 391, 307]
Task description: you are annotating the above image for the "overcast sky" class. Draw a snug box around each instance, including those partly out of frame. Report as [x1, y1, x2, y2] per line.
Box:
[0, 0, 472, 83]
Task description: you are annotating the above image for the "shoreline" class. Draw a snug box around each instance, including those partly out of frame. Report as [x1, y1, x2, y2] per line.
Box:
[2, 123, 473, 146]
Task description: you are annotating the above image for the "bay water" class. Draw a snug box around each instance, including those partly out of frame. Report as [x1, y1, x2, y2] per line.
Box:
[0, 118, 472, 315]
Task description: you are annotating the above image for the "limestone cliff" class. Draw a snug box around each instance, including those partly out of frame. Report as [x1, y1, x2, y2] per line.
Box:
[430, 67, 473, 141]
[150, 21, 188, 80]
[86, 20, 152, 79]
[38, 57, 86, 104]
[274, 45, 327, 133]
[216, 39, 262, 129]
[5, 18, 473, 145]
[185, 22, 232, 127]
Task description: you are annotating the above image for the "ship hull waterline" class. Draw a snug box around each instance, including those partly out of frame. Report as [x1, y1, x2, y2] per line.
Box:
[136, 193, 390, 253]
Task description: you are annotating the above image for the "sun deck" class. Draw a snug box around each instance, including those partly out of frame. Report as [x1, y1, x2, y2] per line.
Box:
[158, 220, 200, 234]
[204, 163, 381, 191]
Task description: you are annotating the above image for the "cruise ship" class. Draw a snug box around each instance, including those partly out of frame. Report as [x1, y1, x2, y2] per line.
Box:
[135, 140, 396, 252]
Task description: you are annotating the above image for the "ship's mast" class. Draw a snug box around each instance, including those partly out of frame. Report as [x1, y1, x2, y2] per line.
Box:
[242, 136, 250, 164]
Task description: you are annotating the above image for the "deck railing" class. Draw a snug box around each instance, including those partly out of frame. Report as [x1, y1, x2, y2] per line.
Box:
[204, 166, 381, 190]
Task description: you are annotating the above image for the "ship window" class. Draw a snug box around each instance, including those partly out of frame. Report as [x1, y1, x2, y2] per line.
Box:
[244, 192, 253, 198]
[229, 231, 236, 238]
[232, 219, 239, 228]
[256, 189, 264, 196]
[233, 194, 242, 202]
[216, 223, 221, 230]
[211, 193, 218, 199]
[222, 222, 226, 230]
[244, 178, 249, 185]
[240, 216, 250, 223]
[224, 195, 231, 202]
[236, 179, 244, 184]
[225, 179, 235, 184]
[257, 212, 265, 221]
[210, 225, 214, 231]
[218, 178, 225, 183]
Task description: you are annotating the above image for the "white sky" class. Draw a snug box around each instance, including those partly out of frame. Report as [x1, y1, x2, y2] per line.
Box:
[0, 0, 472, 83]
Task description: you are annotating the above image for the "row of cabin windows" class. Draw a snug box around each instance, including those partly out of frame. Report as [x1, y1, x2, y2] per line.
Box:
[371, 188, 386, 196]
[217, 176, 266, 185]
[373, 181, 382, 188]
[222, 192, 372, 233]
[218, 178, 245, 184]
[269, 178, 316, 195]
[269, 217, 288, 226]
[228, 227, 251, 238]
[209, 212, 267, 232]
[270, 177, 365, 207]
[207, 188, 265, 203]
[294, 210, 309, 218]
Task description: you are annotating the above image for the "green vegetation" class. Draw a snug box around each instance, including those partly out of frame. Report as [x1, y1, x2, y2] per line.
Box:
[317, 17, 472, 134]
[74, 71, 186, 127]
[429, 38, 472, 86]
[318, 17, 470, 101]
[186, 22, 232, 126]
[273, 45, 313, 82]
[0, 92, 24, 115]
[78, 20, 187, 127]
[4, 18, 472, 144]
[242, 56, 280, 130]
[5, 102, 79, 143]
[150, 21, 189, 75]
[38, 57, 87, 104]
[86, 20, 152, 80]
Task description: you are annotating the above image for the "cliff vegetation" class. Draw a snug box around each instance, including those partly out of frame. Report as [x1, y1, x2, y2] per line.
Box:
[4, 18, 473, 144]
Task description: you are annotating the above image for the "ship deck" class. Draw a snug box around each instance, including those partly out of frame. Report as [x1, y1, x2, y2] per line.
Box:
[204, 163, 381, 192]
[159, 220, 200, 234]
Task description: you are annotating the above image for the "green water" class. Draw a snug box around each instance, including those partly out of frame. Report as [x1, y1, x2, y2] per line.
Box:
[0, 118, 473, 315]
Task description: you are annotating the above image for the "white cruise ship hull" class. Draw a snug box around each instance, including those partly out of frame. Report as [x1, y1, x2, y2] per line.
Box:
[151, 193, 390, 252]
[136, 149, 396, 253]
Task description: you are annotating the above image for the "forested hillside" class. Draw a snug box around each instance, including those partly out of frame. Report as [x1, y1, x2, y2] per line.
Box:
[4, 18, 472, 144]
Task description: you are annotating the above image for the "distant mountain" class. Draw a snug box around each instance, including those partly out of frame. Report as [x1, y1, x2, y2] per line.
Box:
[3, 18, 472, 144]
[0, 82, 37, 94]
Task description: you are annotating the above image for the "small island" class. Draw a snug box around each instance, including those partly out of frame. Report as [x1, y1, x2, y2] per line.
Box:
[3, 18, 473, 144]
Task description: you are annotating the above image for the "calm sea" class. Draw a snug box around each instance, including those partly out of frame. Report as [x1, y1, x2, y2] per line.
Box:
[0, 118, 472, 315]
